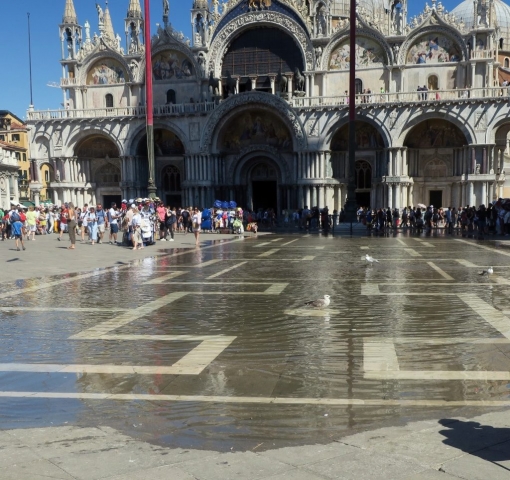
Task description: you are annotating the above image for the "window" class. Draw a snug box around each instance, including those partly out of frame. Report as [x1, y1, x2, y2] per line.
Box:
[105, 94, 114, 108]
[22, 153, 27, 162]
[12, 134, 20, 142]
[162, 165, 181, 191]
[45, 171, 50, 182]
[166, 89, 176, 104]
[356, 161, 372, 189]
[15, 152, 21, 161]
[0, 135, 5, 141]
[505, 58, 509, 68]
[428, 75, 439, 90]
[355, 79, 363, 95]
[500, 38, 504, 49]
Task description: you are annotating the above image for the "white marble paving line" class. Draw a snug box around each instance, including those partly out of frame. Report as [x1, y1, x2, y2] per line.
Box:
[367, 337, 510, 344]
[171, 337, 237, 372]
[0, 269, 117, 300]
[396, 239, 407, 246]
[280, 239, 300, 246]
[361, 284, 457, 296]
[1, 391, 508, 407]
[143, 271, 187, 285]
[97, 334, 233, 341]
[457, 294, 510, 340]
[456, 259, 479, 267]
[302, 256, 316, 260]
[284, 309, 341, 317]
[253, 242, 271, 248]
[199, 283, 289, 295]
[363, 340, 400, 373]
[0, 307, 129, 313]
[270, 238, 284, 242]
[365, 371, 510, 381]
[404, 248, 422, 257]
[257, 249, 280, 257]
[206, 262, 248, 279]
[455, 238, 510, 257]
[71, 292, 189, 339]
[360, 246, 370, 250]
[427, 262, 455, 280]
[413, 239, 434, 248]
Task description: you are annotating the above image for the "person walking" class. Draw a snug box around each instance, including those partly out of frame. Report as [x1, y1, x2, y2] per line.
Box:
[192, 207, 202, 245]
[11, 209, 26, 251]
[26, 206, 37, 241]
[67, 202, 77, 249]
[166, 206, 176, 241]
[87, 207, 98, 245]
[95, 204, 107, 244]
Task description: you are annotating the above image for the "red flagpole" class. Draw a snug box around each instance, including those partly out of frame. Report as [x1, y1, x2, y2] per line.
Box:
[144, 0, 156, 198]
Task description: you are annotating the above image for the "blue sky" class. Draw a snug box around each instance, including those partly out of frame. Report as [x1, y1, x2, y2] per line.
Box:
[1, 0, 460, 120]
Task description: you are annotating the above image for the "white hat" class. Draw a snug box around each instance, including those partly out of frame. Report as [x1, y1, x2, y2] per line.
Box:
[131, 204, 136, 208]
[128, 199, 134, 203]
[122, 199, 127, 203]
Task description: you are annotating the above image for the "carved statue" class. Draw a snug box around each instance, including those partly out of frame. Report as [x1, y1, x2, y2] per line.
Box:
[314, 46, 322, 69]
[116, 33, 122, 51]
[276, 68, 288, 93]
[163, 0, 170, 16]
[316, 6, 327, 36]
[197, 53, 206, 76]
[96, 4, 104, 27]
[209, 71, 221, 95]
[294, 68, 305, 91]
[248, 0, 271, 8]
[84, 21, 91, 42]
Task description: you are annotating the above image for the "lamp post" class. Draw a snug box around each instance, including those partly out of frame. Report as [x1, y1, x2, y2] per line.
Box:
[343, 0, 358, 223]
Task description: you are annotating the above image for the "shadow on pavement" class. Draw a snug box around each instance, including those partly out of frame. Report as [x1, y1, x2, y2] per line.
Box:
[439, 419, 510, 472]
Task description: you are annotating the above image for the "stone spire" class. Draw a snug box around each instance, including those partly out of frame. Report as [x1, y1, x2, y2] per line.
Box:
[62, 0, 78, 24]
[127, 0, 143, 19]
[103, 1, 116, 39]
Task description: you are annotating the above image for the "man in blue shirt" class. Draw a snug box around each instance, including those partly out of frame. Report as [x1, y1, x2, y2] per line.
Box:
[95, 204, 107, 244]
[11, 211, 26, 251]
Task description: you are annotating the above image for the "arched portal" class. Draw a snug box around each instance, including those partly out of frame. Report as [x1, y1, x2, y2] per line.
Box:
[221, 27, 305, 94]
[136, 128, 185, 202]
[403, 119, 467, 208]
[331, 121, 385, 209]
[75, 135, 122, 207]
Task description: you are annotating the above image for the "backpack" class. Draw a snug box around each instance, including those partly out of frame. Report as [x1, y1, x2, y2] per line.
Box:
[19, 212, 26, 222]
[10, 212, 20, 223]
[166, 212, 176, 226]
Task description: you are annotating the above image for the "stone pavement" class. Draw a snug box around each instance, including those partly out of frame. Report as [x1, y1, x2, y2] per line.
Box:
[1, 233, 510, 479]
[0, 230, 259, 284]
[2, 410, 510, 479]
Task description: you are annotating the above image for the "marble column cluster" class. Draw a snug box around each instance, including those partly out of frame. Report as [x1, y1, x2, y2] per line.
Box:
[183, 154, 219, 208]
[295, 151, 341, 211]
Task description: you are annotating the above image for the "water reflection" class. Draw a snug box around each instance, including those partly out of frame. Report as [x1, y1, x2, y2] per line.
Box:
[1, 236, 510, 450]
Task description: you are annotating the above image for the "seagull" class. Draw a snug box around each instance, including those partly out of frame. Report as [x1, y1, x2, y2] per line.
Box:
[479, 267, 494, 277]
[365, 254, 379, 265]
[304, 295, 331, 308]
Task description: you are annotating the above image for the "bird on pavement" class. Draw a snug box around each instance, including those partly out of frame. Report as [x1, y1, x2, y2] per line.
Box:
[304, 295, 331, 308]
[479, 267, 494, 276]
[365, 254, 379, 265]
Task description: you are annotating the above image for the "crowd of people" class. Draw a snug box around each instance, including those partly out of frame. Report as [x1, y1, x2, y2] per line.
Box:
[0, 198, 263, 251]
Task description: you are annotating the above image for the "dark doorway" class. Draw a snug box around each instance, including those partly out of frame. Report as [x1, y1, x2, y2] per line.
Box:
[356, 192, 371, 209]
[429, 190, 443, 208]
[166, 195, 182, 208]
[252, 181, 277, 211]
[103, 195, 122, 209]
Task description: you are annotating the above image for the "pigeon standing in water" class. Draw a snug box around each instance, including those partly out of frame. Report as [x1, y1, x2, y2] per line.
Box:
[365, 254, 379, 265]
[479, 267, 494, 277]
[305, 295, 331, 308]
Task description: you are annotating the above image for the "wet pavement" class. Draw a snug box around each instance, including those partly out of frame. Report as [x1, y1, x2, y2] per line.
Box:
[1, 233, 510, 471]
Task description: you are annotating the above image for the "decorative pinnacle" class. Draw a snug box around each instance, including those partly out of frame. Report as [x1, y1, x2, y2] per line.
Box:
[63, 0, 78, 24]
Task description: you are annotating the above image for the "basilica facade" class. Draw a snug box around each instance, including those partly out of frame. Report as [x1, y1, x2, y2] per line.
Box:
[26, 0, 510, 212]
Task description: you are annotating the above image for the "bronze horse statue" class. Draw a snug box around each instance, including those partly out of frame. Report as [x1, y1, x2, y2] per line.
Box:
[294, 68, 305, 91]
[276, 68, 288, 93]
[249, 0, 271, 8]
[208, 71, 221, 95]
[225, 71, 237, 95]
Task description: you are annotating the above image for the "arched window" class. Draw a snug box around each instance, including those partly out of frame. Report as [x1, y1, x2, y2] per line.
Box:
[505, 58, 509, 68]
[105, 94, 114, 108]
[356, 161, 372, 189]
[355, 79, 363, 95]
[500, 38, 505, 50]
[96, 164, 121, 184]
[166, 89, 176, 104]
[428, 75, 439, 90]
[162, 165, 181, 191]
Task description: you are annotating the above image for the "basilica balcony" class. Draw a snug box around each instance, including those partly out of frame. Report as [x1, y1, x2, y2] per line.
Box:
[26, 102, 217, 122]
[292, 87, 508, 109]
[470, 50, 495, 60]
[60, 78, 80, 86]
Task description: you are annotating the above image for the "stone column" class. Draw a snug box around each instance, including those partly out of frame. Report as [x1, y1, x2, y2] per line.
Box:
[481, 181, 487, 205]
[318, 185, 324, 209]
[408, 183, 414, 207]
[305, 186, 311, 208]
[468, 181, 474, 206]
[387, 183, 393, 209]
[298, 185, 304, 208]
[395, 183, 401, 209]
[269, 75, 276, 95]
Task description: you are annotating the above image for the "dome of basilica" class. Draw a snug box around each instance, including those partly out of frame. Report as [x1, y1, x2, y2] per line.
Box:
[451, 0, 510, 50]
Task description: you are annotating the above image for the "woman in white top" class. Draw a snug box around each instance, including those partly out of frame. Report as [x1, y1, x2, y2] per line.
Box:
[192, 207, 202, 246]
[86, 207, 98, 245]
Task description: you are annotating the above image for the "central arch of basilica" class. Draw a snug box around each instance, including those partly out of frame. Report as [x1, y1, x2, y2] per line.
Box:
[26, 0, 510, 210]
